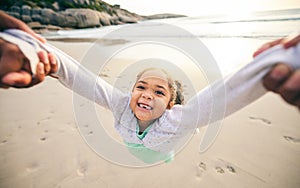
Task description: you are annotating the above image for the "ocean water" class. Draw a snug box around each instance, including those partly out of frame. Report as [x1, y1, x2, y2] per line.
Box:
[164, 8, 300, 39]
[48, 8, 300, 40]
[46, 8, 300, 75]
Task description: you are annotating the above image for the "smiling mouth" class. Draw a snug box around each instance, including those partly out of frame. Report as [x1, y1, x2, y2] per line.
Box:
[138, 103, 153, 110]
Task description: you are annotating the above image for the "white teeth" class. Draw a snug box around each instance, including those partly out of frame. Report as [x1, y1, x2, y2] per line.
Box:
[139, 103, 152, 110]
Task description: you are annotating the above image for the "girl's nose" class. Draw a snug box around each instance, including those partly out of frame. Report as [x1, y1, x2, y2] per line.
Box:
[141, 92, 153, 100]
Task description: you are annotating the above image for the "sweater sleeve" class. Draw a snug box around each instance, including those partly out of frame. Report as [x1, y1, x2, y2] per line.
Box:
[165, 43, 300, 134]
[0, 29, 127, 114]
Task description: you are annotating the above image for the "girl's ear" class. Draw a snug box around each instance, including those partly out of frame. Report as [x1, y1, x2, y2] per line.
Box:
[167, 101, 175, 109]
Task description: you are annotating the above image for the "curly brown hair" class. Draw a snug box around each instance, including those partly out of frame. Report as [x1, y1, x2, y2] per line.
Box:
[135, 68, 184, 105]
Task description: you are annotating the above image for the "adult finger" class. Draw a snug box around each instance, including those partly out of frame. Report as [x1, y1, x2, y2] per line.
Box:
[263, 64, 291, 92]
[253, 38, 283, 57]
[283, 34, 300, 49]
[0, 11, 46, 43]
[277, 69, 300, 105]
[38, 50, 50, 74]
[18, 23, 46, 43]
[3, 63, 46, 88]
[29, 62, 45, 87]
[0, 41, 24, 76]
[24, 29, 46, 43]
[48, 53, 58, 74]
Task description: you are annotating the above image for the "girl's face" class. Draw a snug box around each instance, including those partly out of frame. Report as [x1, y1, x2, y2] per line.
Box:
[130, 69, 174, 125]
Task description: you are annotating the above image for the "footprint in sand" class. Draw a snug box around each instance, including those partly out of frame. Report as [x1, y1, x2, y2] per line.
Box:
[26, 163, 40, 173]
[226, 165, 236, 173]
[215, 166, 225, 174]
[283, 136, 300, 144]
[249, 116, 272, 125]
[76, 162, 88, 177]
[215, 166, 236, 174]
[196, 160, 236, 178]
[196, 162, 207, 179]
[0, 139, 7, 145]
[39, 129, 50, 142]
[99, 73, 109, 78]
[215, 159, 237, 175]
[36, 116, 52, 125]
[82, 124, 94, 136]
[40, 137, 47, 141]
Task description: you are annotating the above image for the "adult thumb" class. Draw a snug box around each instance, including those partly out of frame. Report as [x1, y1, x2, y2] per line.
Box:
[1, 71, 32, 87]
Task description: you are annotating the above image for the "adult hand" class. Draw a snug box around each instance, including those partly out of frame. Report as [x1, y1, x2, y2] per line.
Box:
[0, 38, 57, 88]
[0, 10, 46, 43]
[253, 33, 300, 109]
[0, 11, 57, 89]
[253, 33, 300, 57]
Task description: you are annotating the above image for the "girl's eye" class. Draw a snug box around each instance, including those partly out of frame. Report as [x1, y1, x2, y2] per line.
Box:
[136, 85, 145, 90]
[155, 90, 165, 96]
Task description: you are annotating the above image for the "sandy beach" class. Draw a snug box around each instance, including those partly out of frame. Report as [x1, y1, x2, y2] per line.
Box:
[0, 37, 300, 188]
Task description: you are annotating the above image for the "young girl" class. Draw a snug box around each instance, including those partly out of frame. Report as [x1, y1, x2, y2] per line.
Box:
[1, 29, 299, 164]
[121, 68, 185, 163]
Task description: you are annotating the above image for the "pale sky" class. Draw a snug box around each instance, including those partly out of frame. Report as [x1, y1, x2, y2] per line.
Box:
[105, 0, 300, 16]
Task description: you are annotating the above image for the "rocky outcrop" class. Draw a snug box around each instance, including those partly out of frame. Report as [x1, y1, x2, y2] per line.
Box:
[0, 0, 185, 33]
[6, 5, 142, 28]
[0, 1, 144, 32]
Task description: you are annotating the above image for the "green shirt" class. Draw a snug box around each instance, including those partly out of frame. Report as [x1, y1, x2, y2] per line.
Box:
[125, 125, 174, 164]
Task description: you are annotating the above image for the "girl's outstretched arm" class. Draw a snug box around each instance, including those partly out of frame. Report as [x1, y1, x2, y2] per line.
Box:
[171, 41, 300, 130]
[0, 29, 127, 115]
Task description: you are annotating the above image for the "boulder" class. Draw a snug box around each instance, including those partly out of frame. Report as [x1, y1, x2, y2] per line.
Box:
[61, 13, 78, 28]
[8, 12, 20, 20]
[65, 8, 100, 28]
[21, 6, 32, 22]
[32, 7, 42, 15]
[40, 8, 56, 25]
[21, 5, 31, 16]
[31, 14, 43, 23]
[31, 8, 42, 23]
[8, 6, 20, 19]
[9, 6, 20, 14]
[118, 15, 137, 23]
[27, 22, 45, 30]
[21, 15, 32, 23]
[97, 12, 111, 26]
[51, 13, 66, 27]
